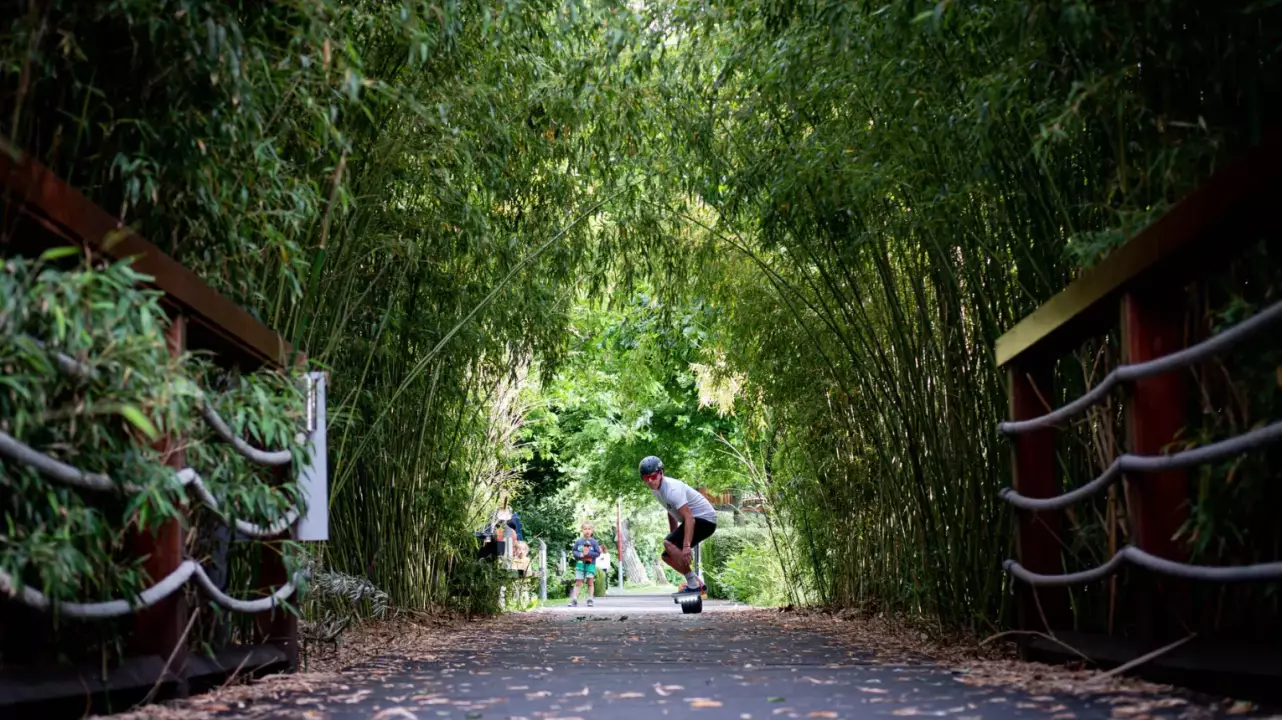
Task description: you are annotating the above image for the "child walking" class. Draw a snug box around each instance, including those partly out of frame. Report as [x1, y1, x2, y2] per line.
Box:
[568, 522, 601, 607]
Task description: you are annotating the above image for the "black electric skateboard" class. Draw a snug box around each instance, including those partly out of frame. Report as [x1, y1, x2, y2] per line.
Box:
[671, 587, 705, 614]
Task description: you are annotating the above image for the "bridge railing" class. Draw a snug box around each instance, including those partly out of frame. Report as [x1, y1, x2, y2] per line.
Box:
[994, 128, 1282, 655]
[995, 127, 1282, 653]
[0, 143, 328, 712]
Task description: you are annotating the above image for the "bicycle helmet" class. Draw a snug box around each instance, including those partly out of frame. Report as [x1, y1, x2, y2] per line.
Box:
[639, 455, 664, 476]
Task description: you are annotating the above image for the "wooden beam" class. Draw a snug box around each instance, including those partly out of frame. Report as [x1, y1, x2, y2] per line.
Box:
[1121, 289, 1191, 644]
[1008, 360, 1071, 634]
[0, 143, 293, 368]
[128, 315, 190, 694]
[252, 537, 299, 673]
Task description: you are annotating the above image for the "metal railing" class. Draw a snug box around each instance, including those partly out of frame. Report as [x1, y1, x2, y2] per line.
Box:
[998, 300, 1282, 587]
[0, 338, 325, 618]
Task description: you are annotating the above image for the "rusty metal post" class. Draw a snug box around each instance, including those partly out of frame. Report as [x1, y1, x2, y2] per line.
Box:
[129, 313, 190, 695]
[1009, 360, 1070, 636]
[1121, 290, 1191, 644]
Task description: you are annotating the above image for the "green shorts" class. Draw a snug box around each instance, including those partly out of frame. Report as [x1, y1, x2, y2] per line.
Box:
[574, 560, 596, 579]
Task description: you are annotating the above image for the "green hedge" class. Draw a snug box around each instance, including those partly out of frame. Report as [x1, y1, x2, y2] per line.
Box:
[700, 526, 771, 599]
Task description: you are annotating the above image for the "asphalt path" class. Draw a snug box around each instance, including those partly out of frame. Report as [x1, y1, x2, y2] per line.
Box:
[187, 594, 1253, 720]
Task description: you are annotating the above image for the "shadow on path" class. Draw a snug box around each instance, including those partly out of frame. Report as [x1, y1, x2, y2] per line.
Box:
[165, 597, 1255, 720]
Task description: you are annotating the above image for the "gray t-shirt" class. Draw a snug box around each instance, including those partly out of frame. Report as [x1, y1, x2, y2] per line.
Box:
[652, 476, 718, 523]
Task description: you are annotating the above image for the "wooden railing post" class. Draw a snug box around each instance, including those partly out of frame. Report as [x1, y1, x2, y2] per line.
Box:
[253, 351, 308, 672]
[254, 533, 299, 672]
[1009, 360, 1070, 635]
[129, 313, 190, 695]
[1121, 289, 1191, 644]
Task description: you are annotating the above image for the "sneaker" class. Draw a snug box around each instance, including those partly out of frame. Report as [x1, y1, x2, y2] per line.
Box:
[586, 598, 594, 607]
[568, 599, 578, 607]
[677, 580, 707, 595]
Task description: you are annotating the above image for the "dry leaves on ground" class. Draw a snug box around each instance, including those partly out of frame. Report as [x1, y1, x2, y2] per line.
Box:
[773, 607, 1255, 709]
[99, 610, 516, 720]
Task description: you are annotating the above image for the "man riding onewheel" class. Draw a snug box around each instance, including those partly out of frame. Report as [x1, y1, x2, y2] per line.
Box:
[640, 455, 717, 596]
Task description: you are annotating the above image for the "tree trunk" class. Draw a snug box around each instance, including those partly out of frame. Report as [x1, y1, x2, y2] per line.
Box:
[619, 518, 650, 585]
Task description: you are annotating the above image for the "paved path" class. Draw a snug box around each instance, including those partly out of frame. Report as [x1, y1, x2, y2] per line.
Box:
[184, 596, 1250, 720]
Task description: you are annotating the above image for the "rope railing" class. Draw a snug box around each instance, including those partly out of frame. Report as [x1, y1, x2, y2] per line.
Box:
[1, 334, 308, 617]
[999, 420, 1282, 511]
[0, 559, 302, 619]
[998, 300, 1282, 590]
[177, 468, 301, 538]
[1005, 546, 1282, 587]
[0, 429, 117, 492]
[31, 338, 295, 464]
[0, 429, 302, 538]
[199, 401, 293, 466]
[998, 299, 1282, 436]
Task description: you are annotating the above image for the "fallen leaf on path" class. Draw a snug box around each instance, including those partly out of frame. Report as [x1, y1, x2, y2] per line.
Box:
[370, 710, 420, 720]
[689, 699, 724, 708]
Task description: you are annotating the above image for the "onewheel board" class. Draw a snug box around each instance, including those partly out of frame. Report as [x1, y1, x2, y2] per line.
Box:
[672, 590, 703, 614]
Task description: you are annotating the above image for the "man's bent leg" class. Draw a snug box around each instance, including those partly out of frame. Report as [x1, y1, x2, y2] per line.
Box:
[662, 539, 692, 574]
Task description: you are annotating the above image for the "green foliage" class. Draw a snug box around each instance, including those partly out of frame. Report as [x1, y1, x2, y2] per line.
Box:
[545, 576, 569, 600]
[4, 0, 1279, 646]
[638, 0, 1282, 634]
[0, 255, 306, 663]
[0, 256, 184, 606]
[700, 525, 771, 600]
[302, 558, 391, 642]
[521, 291, 745, 505]
[1, 0, 683, 617]
[628, 505, 675, 565]
[515, 488, 576, 552]
[721, 540, 788, 607]
[443, 555, 504, 616]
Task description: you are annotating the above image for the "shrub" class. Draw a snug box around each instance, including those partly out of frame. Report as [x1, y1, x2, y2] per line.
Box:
[700, 526, 771, 598]
[443, 556, 504, 616]
[545, 572, 569, 599]
[722, 541, 788, 606]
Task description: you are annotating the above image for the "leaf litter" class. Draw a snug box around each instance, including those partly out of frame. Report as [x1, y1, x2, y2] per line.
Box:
[96, 607, 1269, 720]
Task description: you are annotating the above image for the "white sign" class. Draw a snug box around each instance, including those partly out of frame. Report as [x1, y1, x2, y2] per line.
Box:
[298, 371, 328, 541]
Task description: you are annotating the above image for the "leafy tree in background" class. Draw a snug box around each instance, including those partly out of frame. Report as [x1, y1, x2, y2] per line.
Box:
[522, 288, 745, 504]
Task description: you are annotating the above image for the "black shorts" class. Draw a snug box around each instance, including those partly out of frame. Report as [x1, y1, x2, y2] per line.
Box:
[664, 517, 717, 549]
